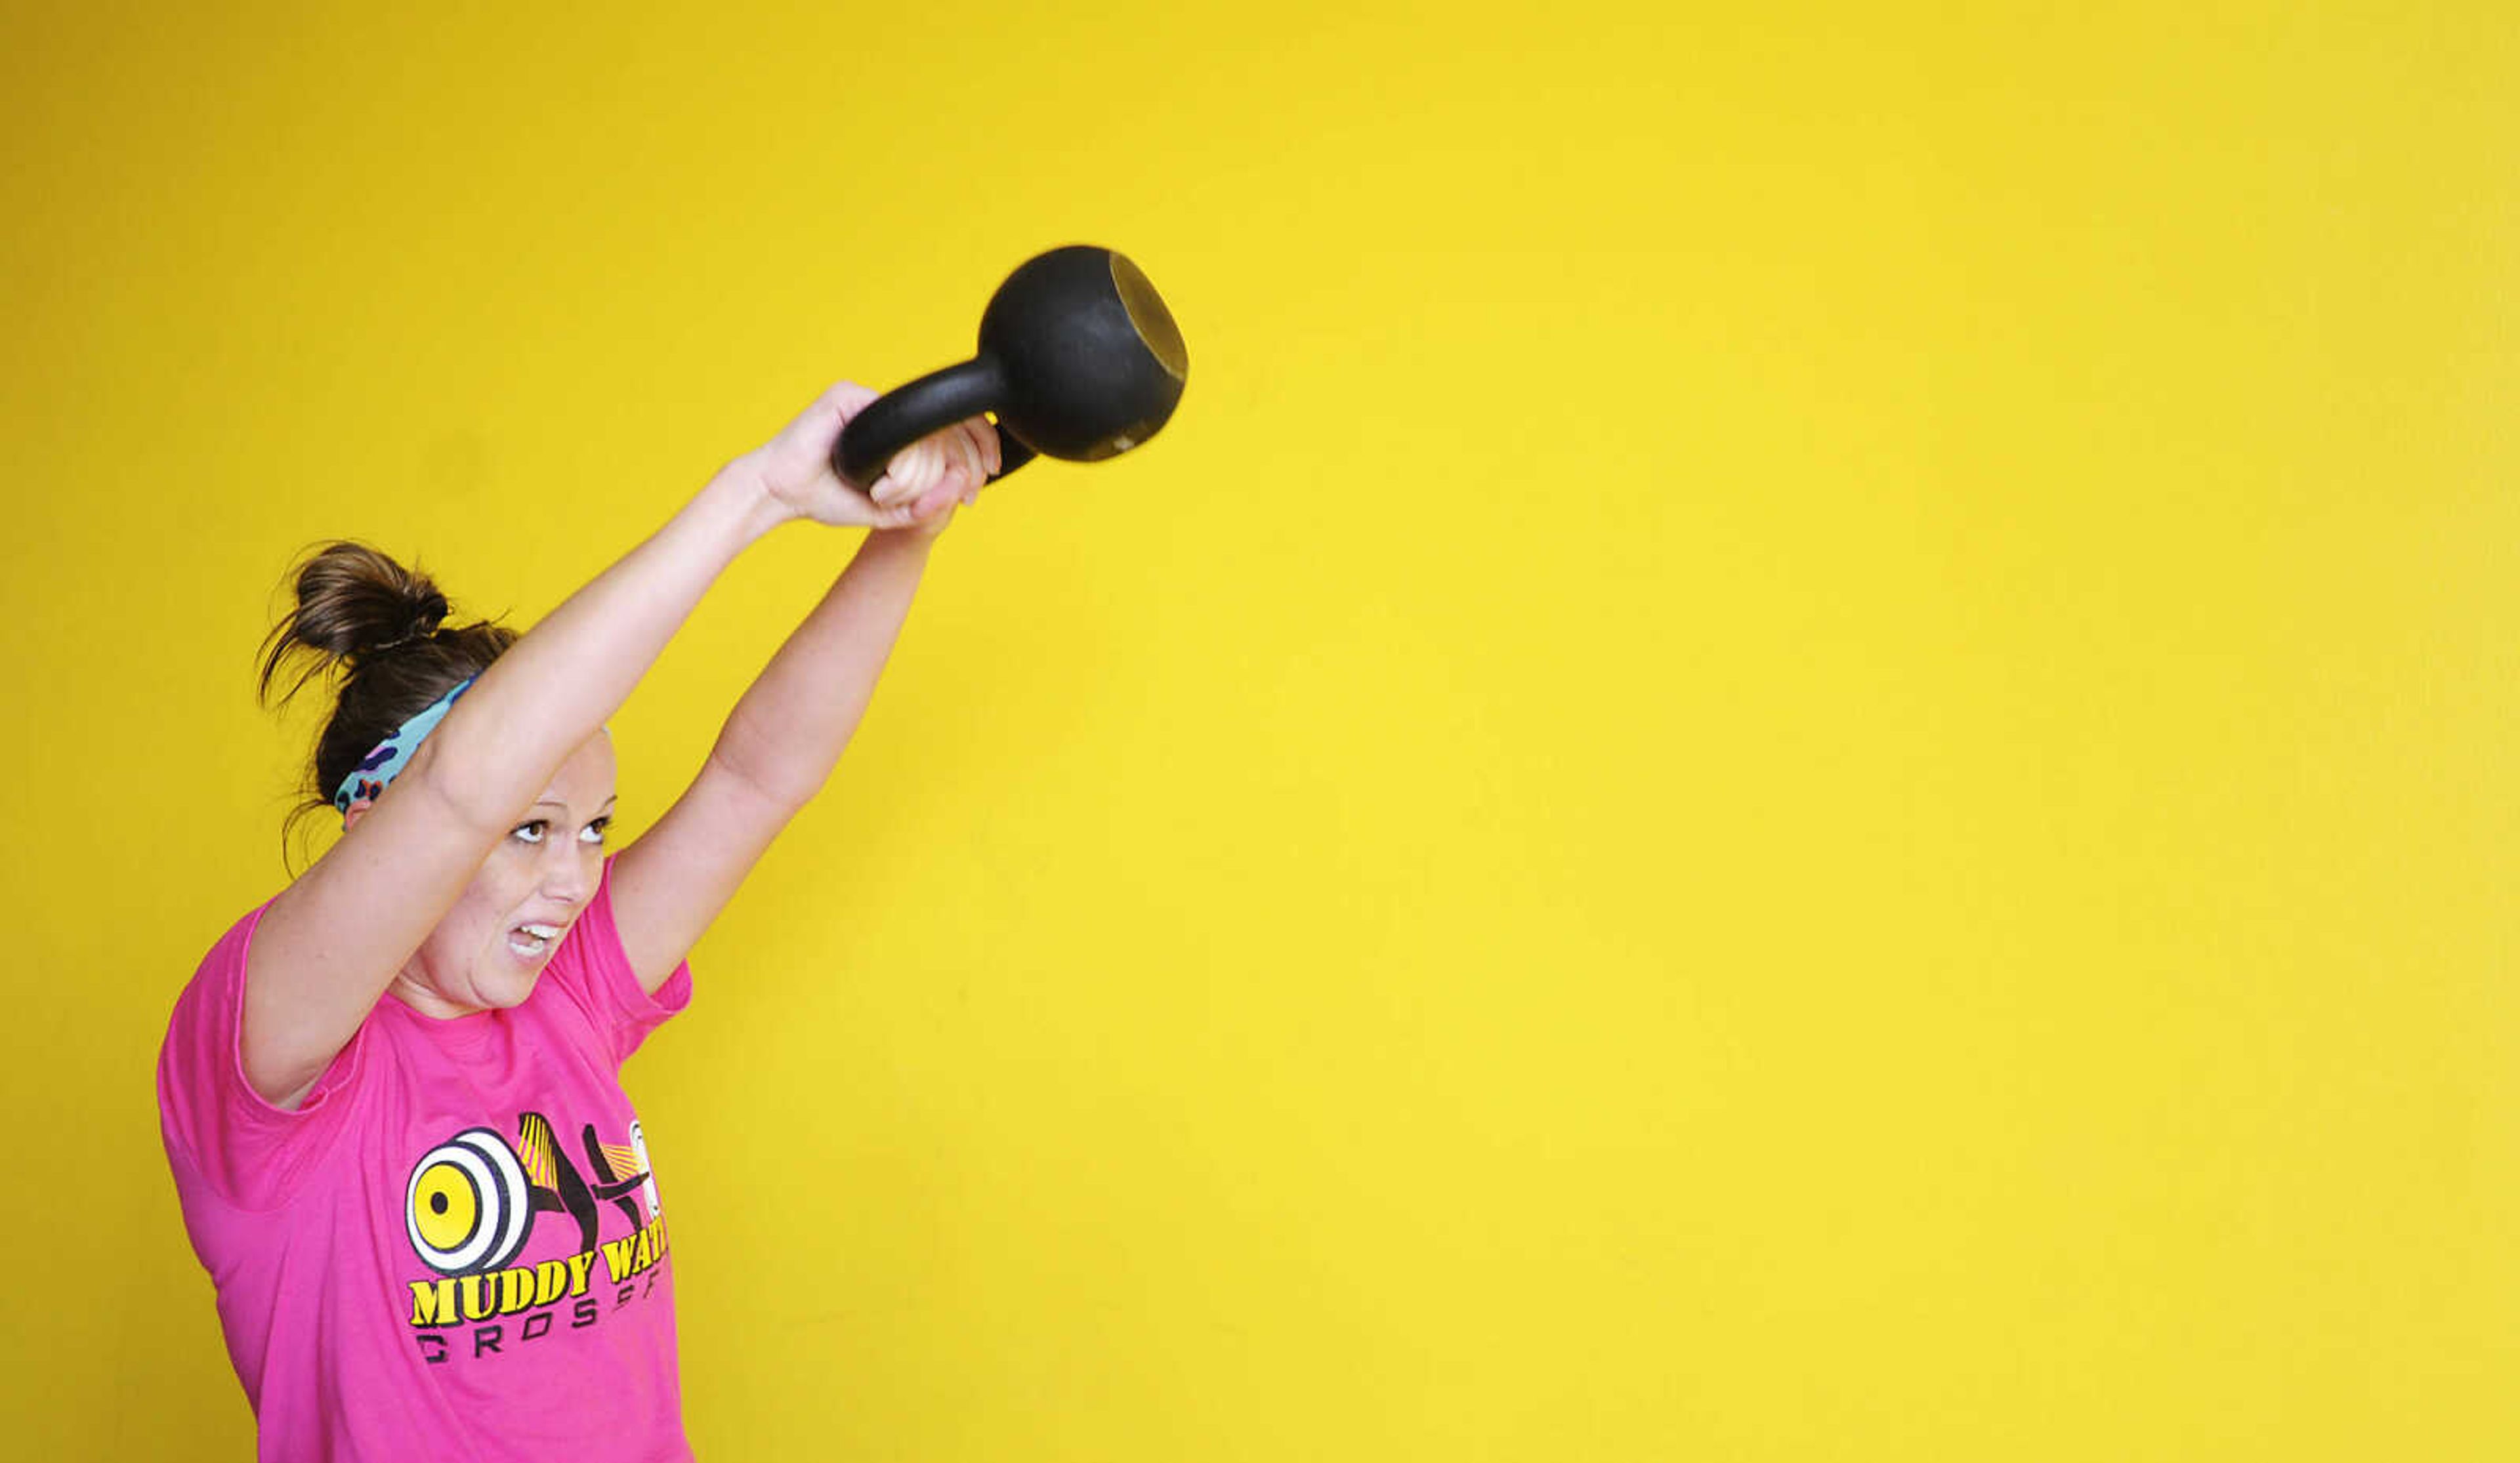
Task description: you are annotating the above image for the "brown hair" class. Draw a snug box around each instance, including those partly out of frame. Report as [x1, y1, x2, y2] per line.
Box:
[259, 541, 515, 859]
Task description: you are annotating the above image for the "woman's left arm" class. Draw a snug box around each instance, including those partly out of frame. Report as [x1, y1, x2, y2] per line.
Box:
[608, 399, 998, 991]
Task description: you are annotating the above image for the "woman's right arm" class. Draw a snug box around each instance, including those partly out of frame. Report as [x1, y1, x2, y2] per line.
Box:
[236, 382, 971, 1107]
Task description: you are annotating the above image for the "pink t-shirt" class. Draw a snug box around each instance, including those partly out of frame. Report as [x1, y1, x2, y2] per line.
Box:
[159, 856, 696, 1461]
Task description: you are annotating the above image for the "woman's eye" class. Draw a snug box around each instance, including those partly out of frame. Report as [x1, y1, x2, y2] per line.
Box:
[511, 820, 548, 844]
[579, 819, 610, 846]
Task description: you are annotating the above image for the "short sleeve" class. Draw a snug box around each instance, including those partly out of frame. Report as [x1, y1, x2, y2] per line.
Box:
[536, 854, 693, 1068]
[156, 901, 369, 1212]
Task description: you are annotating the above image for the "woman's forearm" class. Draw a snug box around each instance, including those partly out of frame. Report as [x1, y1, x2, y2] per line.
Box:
[705, 530, 938, 812]
[419, 466, 786, 829]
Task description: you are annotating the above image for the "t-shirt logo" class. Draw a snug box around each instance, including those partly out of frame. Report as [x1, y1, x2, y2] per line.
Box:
[400, 1112, 675, 1363]
[405, 1112, 655, 1276]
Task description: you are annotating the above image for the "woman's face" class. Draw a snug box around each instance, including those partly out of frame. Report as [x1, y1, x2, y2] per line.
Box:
[392, 732, 618, 1018]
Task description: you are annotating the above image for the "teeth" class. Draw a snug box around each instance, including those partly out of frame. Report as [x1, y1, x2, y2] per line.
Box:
[522, 924, 558, 939]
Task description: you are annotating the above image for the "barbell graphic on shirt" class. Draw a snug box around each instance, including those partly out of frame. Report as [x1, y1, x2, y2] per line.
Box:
[405, 1114, 654, 1277]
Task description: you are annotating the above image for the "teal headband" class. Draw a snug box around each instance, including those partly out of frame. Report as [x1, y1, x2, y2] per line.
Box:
[335, 678, 474, 821]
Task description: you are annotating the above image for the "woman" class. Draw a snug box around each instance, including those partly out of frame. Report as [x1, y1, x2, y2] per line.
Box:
[158, 382, 1000, 1459]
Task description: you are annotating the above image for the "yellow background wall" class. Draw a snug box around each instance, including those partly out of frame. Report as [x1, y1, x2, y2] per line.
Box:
[3, 1, 2513, 1455]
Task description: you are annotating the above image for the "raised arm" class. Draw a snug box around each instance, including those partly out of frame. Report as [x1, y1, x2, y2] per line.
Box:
[239, 383, 964, 1107]
[608, 389, 999, 987]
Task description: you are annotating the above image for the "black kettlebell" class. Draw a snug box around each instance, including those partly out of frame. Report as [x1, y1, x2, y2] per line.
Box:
[833, 245, 1188, 493]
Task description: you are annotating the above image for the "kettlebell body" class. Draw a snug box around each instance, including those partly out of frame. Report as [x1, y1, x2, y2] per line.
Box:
[834, 245, 1188, 491]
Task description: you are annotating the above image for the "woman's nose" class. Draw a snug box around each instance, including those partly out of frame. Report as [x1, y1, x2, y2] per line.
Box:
[542, 841, 596, 905]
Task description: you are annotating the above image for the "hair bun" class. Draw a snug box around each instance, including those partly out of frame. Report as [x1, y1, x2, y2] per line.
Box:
[394, 588, 451, 648]
[258, 541, 462, 705]
[354, 570, 452, 655]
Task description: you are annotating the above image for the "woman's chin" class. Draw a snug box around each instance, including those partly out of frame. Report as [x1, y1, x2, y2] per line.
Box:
[469, 958, 547, 1009]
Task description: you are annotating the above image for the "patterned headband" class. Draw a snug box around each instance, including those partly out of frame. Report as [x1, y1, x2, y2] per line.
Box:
[335, 678, 476, 821]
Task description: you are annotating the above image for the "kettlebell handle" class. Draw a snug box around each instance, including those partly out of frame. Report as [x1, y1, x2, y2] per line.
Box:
[833, 358, 1038, 491]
